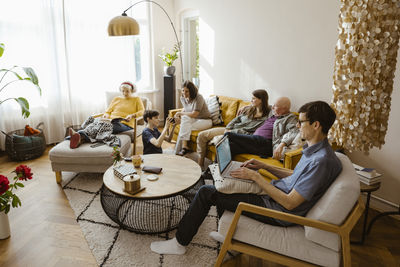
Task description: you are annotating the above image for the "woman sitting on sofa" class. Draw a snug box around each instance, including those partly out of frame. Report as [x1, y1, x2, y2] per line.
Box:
[174, 80, 212, 156]
[196, 89, 271, 168]
[68, 81, 144, 149]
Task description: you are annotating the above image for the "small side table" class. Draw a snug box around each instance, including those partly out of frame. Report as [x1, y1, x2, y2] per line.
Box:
[352, 182, 381, 244]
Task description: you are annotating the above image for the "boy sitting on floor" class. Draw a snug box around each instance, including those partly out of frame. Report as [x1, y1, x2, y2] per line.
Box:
[142, 110, 174, 154]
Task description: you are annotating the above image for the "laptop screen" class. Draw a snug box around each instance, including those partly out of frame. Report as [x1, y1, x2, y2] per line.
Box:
[216, 136, 232, 174]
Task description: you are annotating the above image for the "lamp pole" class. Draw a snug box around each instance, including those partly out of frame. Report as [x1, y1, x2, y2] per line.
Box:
[122, 0, 184, 83]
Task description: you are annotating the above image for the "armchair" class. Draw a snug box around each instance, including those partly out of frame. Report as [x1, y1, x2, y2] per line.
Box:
[215, 152, 363, 267]
[49, 92, 151, 184]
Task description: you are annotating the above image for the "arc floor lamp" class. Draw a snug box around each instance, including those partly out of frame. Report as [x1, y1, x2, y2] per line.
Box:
[108, 0, 184, 83]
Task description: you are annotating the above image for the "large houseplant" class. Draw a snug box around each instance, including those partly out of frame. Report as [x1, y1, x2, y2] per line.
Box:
[158, 42, 180, 76]
[0, 42, 42, 118]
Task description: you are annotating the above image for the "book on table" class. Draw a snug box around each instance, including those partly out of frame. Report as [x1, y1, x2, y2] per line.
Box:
[352, 163, 382, 179]
[359, 176, 381, 185]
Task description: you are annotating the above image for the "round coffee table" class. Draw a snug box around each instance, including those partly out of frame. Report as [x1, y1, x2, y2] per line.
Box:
[100, 154, 203, 234]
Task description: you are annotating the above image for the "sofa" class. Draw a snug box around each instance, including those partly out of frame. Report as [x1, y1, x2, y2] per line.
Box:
[168, 95, 303, 169]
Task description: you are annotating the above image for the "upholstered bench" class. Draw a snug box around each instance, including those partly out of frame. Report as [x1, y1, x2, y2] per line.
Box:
[49, 133, 132, 184]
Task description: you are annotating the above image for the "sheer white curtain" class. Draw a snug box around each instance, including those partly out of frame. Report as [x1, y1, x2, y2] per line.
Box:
[0, 0, 151, 150]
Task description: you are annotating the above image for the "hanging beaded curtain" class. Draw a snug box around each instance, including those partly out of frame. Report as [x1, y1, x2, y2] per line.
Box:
[330, 0, 400, 152]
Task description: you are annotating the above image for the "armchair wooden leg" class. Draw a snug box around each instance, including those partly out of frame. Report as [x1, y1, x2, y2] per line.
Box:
[341, 234, 351, 267]
[55, 171, 62, 184]
[215, 243, 229, 267]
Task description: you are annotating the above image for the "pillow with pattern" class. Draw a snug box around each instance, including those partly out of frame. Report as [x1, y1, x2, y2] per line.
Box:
[205, 96, 223, 125]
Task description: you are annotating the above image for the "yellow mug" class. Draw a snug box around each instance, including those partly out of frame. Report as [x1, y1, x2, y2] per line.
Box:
[132, 155, 141, 168]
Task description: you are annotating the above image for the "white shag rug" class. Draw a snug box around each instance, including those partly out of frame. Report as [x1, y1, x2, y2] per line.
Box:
[62, 172, 221, 267]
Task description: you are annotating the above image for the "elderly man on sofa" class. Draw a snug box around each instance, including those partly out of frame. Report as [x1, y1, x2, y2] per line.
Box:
[225, 96, 299, 160]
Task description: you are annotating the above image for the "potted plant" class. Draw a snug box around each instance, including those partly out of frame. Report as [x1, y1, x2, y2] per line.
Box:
[0, 42, 41, 118]
[0, 165, 33, 239]
[158, 42, 180, 76]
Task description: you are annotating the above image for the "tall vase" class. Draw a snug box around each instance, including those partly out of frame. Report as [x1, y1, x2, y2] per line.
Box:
[164, 66, 176, 76]
[0, 212, 11, 239]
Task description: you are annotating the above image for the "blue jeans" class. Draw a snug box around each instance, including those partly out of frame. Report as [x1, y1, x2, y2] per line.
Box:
[112, 121, 132, 134]
[175, 185, 281, 246]
[225, 132, 272, 158]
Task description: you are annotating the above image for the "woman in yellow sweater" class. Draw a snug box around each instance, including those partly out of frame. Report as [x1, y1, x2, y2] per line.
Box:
[69, 81, 144, 148]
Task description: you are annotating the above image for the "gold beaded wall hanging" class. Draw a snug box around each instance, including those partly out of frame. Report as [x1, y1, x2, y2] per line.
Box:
[330, 0, 400, 152]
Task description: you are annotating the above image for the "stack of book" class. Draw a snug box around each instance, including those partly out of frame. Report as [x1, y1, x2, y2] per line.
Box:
[353, 163, 382, 185]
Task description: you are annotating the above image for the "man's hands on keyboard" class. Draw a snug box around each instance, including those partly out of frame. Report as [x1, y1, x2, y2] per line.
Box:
[230, 167, 259, 181]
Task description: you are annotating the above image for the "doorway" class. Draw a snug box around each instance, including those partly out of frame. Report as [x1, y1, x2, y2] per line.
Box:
[182, 12, 199, 87]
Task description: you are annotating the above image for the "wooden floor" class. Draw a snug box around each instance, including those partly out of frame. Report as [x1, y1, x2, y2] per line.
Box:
[0, 138, 399, 267]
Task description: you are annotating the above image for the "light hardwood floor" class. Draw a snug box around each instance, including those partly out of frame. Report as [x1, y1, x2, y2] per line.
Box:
[1, 137, 399, 267]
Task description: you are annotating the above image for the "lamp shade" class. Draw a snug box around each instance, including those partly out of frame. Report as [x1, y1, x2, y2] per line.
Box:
[108, 15, 140, 36]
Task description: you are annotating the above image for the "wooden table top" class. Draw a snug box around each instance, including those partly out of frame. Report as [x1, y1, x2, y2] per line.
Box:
[103, 154, 202, 199]
[360, 181, 381, 193]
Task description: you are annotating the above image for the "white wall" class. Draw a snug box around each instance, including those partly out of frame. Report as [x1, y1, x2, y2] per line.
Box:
[173, 0, 400, 209]
[148, 0, 179, 118]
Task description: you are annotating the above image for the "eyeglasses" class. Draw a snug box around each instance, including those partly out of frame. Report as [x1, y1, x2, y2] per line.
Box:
[297, 119, 310, 126]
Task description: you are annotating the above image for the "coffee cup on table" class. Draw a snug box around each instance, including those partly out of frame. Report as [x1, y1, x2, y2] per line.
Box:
[132, 155, 141, 168]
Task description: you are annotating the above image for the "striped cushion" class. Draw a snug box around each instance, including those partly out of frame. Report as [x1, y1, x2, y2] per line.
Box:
[206, 96, 223, 125]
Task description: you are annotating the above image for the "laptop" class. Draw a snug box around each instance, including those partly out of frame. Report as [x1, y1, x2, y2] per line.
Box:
[215, 136, 244, 179]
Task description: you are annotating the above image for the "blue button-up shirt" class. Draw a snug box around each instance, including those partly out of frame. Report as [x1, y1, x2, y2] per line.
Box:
[262, 138, 342, 226]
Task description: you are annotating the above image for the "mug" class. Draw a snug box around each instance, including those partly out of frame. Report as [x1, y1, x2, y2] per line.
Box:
[132, 155, 141, 168]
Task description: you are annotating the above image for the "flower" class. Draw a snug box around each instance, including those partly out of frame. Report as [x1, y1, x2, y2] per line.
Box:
[111, 146, 122, 166]
[158, 42, 180, 67]
[0, 165, 33, 214]
[0, 175, 9, 195]
[15, 165, 33, 181]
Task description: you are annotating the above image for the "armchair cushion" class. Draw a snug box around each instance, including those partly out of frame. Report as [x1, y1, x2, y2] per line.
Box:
[218, 211, 340, 267]
[304, 152, 360, 251]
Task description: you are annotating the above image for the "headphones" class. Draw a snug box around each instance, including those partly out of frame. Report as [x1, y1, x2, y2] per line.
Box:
[120, 81, 136, 93]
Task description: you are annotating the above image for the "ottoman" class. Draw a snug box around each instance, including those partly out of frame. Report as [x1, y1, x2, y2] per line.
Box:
[49, 133, 132, 184]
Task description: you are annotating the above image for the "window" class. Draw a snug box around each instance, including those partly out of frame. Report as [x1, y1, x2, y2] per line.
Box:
[0, 0, 153, 148]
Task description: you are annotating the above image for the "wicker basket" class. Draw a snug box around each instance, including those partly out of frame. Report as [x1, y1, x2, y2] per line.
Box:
[1, 122, 46, 161]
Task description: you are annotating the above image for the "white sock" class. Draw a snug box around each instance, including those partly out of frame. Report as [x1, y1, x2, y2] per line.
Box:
[150, 237, 186, 255]
[209, 231, 225, 243]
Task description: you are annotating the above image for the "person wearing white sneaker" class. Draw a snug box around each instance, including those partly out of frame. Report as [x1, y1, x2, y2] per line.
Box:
[150, 101, 342, 256]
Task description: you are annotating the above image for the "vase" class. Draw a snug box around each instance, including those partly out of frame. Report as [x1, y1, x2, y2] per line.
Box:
[0, 212, 11, 239]
[164, 66, 176, 76]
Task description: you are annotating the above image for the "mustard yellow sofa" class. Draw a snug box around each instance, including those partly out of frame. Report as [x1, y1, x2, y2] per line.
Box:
[168, 95, 302, 170]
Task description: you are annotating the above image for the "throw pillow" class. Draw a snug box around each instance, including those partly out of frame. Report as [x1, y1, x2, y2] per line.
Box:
[205, 96, 223, 125]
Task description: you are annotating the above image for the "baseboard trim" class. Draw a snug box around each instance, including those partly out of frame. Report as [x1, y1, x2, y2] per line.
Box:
[363, 193, 400, 221]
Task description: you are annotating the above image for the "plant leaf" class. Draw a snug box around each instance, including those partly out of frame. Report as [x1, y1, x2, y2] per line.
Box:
[0, 43, 4, 57]
[23, 67, 42, 96]
[15, 183, 24, 188]
[0, 68, 23, 80]
[23, 67, 38, 84]
[5, 204, 10, 214]
[14, 97, 30, 118]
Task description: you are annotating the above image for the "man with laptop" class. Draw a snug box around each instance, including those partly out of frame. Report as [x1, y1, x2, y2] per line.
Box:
[150, 101, 342, 256]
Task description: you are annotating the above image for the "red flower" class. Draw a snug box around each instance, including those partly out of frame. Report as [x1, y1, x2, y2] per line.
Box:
[0, 175, 10, 195]
[15, 165, 33, 181]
